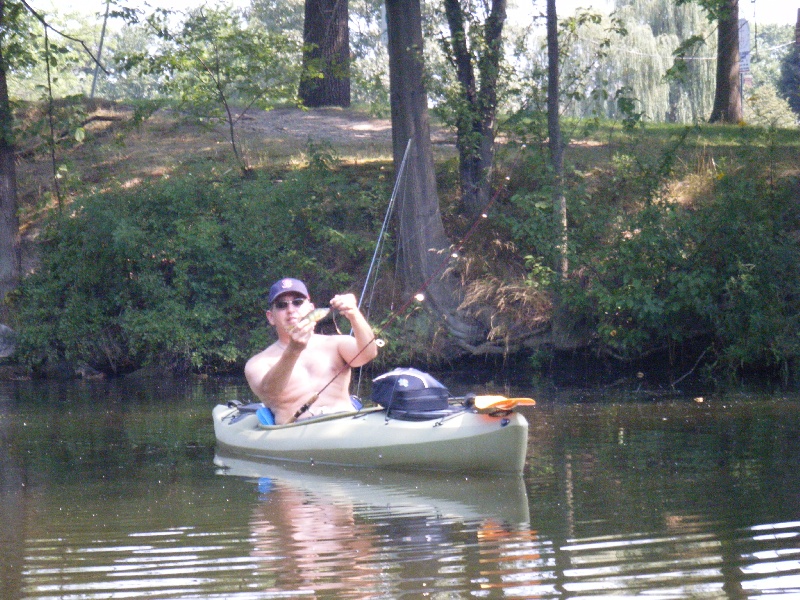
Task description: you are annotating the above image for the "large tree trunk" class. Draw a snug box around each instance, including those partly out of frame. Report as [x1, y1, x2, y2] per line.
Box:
[708, 0, 741, 123]
[385, 0, 479, 346]
[442, 0, 506, 220]
[0, 2, 21, 311]
[299, 0, 351, 108]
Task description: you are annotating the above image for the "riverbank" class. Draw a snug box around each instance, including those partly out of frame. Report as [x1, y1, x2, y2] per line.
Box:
[10, 100, 800, 387]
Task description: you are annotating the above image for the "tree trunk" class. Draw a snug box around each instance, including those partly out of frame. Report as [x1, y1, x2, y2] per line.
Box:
[442, 0, 506, 220]
[0, 2, 21, 310]
[547, 0, 566, 281]
[547, 0, 573, 350]
[385, 0, 479, 345]
[708, 0, 741, 123]
[299, 0, 351, 108]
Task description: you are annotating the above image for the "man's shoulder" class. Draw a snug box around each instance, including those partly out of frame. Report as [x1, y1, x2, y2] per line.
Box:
[245, 345, 279, 370]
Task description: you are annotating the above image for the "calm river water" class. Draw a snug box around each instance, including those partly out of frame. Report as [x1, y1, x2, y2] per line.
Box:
[1, 376, 799, 599]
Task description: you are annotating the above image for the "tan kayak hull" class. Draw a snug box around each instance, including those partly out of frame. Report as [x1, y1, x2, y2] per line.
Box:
[212, 404, 529, 474]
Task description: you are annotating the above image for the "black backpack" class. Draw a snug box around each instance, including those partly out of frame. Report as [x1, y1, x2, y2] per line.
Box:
[371, 368, 451, 418]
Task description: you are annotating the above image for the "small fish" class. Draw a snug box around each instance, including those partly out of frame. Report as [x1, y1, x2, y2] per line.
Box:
[289, 308, 331, 331]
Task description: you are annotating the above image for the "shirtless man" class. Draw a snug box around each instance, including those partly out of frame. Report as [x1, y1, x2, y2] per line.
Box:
[244, 278, 379, 424]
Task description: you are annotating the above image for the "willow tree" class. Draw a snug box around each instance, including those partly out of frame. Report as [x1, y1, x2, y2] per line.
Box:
[611, 0, 716, 122]
[548, 0, 715, 123]
[615, 0, 739, 123]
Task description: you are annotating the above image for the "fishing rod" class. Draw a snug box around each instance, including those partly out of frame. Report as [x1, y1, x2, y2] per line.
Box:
[358, 138, 412, 313]
[287, 144, 522, 423]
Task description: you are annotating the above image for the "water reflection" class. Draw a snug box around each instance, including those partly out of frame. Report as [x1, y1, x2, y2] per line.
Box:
[218, 452, 538, 595]
[526, 398, 800, 599]
[215, 451, 530, 523]
[1, 380, 800, 598]
[250, 486, 378, 593]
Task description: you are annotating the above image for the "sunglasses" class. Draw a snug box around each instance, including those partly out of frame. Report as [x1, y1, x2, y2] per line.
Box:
[272, 298, 307, 310]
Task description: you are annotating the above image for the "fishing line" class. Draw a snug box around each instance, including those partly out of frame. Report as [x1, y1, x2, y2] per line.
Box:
[358, 138, 412, 313]
[374, 149, 522, 336]
[288, 143, 525, 423]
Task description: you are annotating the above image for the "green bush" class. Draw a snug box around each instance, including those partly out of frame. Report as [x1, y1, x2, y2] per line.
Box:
[561, 173, 800, 375]
[14, 155, 389, 375]
[693, 176, 800, 375]
[497, 119, 800, 379]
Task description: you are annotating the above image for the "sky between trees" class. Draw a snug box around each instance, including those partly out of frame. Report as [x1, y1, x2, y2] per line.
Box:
[40, 0, 800, 26]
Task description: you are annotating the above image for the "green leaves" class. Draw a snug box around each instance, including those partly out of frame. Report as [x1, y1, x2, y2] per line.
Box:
[665, 35, 706, 83]
[13, 157, 389, 375]
[135, 6, 300, 111]
[113, 4, 301, 175]
[498, 123, 800, 378]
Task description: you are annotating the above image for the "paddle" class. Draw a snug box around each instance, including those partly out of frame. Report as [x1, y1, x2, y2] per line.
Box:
[466, 395, 536, 412]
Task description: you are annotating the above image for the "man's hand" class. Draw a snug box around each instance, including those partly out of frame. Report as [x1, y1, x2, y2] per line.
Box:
[330, 293, 360, 321]
[329, 293, 378, 366]
[286, 306, 316, 350]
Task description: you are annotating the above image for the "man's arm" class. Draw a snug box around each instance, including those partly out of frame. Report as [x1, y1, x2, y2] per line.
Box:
[245, 347, 300, 403]
[245, 317, 316, 403]
[330, 293, 379, 367]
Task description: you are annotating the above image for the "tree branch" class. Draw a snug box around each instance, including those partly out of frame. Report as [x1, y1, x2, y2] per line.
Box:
[19, 0, 110, 75]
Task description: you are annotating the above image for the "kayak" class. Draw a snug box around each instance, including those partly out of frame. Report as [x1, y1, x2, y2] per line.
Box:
[212, 401, 530, 474]
[213, 451, 531, 524]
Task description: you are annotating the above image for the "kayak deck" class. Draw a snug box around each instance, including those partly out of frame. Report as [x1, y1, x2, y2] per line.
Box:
[212, 403, 529, 474]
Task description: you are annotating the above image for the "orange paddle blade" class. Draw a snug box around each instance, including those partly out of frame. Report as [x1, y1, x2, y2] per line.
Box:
[472, 395, 536, 412]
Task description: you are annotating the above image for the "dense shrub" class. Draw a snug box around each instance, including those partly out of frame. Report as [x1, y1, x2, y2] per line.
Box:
[13, 155, 389, 375]
[694, 176, 800, 374]
[563, 173, 800, 377]
[12, 116, 800, 384]
[494, 124, 800, 380]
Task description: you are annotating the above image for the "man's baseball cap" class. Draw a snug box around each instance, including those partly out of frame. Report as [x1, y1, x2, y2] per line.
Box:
[268, 278, 309, 305]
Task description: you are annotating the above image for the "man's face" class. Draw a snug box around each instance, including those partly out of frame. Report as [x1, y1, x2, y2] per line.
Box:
[266, 293, 311, 329]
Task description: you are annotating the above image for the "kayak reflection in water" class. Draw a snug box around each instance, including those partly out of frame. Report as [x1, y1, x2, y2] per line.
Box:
[245, 469, 543, 596]
[244, 278, 379, 425]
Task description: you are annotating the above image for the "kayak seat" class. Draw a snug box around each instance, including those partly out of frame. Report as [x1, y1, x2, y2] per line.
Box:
[256, 406, 276, 426]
